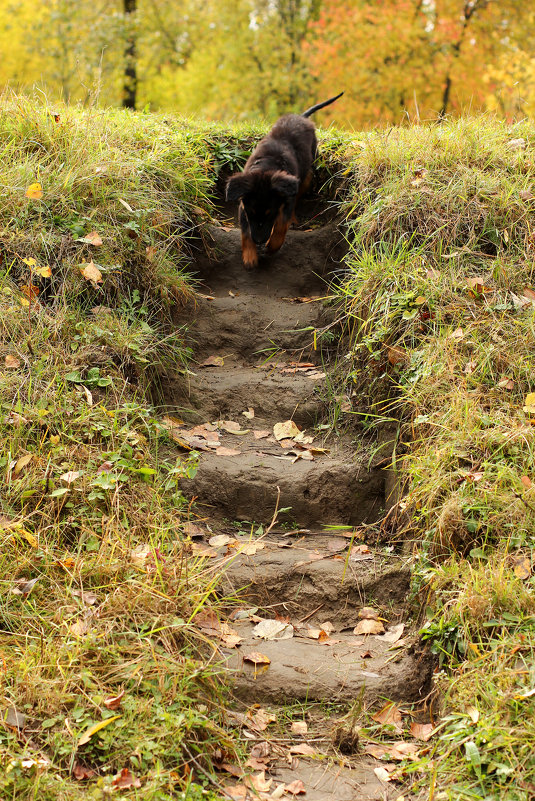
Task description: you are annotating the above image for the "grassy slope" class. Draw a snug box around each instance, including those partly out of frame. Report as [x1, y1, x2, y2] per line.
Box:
[1, 96, 534, 799]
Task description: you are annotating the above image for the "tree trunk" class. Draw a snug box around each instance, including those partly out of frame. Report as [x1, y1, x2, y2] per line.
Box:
[123, 0, 137, 110]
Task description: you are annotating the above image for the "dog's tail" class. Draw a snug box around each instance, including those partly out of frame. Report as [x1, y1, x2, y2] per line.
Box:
[302, 92, 344, 118]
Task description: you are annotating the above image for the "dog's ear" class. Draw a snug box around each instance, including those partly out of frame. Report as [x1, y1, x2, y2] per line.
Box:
[226, 174, 253, 202]
[271, 171, 299, 198]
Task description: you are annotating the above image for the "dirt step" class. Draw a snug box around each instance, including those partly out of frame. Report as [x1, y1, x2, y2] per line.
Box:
[195, 223, 344, 297]
[218, 533, 409, 628]
[224, 619, 431, 705]
[183, 432, 384, 525]
[165, 362, 328, 427]
[182, 294, 334, 362]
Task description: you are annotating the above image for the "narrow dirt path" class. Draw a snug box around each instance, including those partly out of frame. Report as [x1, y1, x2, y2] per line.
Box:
[163, 210, 433, 799]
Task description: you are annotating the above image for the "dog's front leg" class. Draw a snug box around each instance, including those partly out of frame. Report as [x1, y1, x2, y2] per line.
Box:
[238, 202, 258, 269]
[267, 206, 292, 254]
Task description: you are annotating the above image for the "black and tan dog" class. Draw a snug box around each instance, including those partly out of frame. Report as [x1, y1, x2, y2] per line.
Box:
[226, 92, 343, 269]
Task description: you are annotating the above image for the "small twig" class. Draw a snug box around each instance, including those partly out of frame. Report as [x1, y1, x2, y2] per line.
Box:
[298, 603, 325, 624]
[514, 491, 535, 513]
[264, 486, 281, 537]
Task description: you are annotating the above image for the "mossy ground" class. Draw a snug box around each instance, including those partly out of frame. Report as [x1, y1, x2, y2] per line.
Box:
[1, 95, 534, 799]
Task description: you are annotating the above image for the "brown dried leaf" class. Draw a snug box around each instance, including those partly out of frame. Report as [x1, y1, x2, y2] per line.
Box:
[103, 690, 125, 710]
[387, 346, 409, 366]
[80, 260, 103, 283]
[273, 420, 301, 441]
[372, 702, 403, 732]
[354, 619, 385, 635]
[410, 722, 435, 741]
[289, 743, 316, 756]
[521, 475, 533, 489]
[243, 652, 271, 666]
[284, 779, 306, 795]
[200, 355, 224, 367]
[382, 623, 405, 643]
[85, 231, 103, 246]
[13, 453, 33, 476]
[253, 430, 270, 439]
[512, 555, 531, 580]
[215, 447, 242, 456]
[5, 354, 21, 369]
[73, 762, 97, 780]
[291, 721, 308, 735]
[112, 768, 141, 789]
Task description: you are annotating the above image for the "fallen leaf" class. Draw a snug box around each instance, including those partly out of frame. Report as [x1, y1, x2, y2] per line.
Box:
[449, 327, 464, 341]
[249, 708, 277, 731]
[364, 743, 388, 759]
[21, 282, 39, 300]
[247, 770, 272, 793]
[112, 768, 141, 789]
[80, 261, 103, 284]
[354, 618, 385, 635]
[467, 706, 480, 723]
[11, 577, 39, 596]
[410, 722, 435, 741]
[223, 784, 248, 800]
[358, 607, 380, 620]
[523, 393, 535, 414]
[521, 475, 532, 489]
[372, 702, 403, 732]
[25, 182, 43, 199]
[243, 652, 271, 666]
[5, 707, 27, 729]
[273, 420, 301, 441]
[243, 408, 255, 419]
[253, 430, 270, 439]
[284, 779, 306, 795]
[512, 555, 531, 580]
[71, 589, 98, 606]
[291, 721, 308, 735]
[523, 287, 535, 303]
[81, 231, 103, 246]
[78, 716, 121, 746]
[5, 354, 21, 369]
[200, 355, 224, 367]
[60, 470, 80, 485]
[374, 766, 393, 782]
[209, 534, 235, 548]
[387, 346, 409, 366]
[73, 762, 97, 780]
[466, 276, 492, 296]
[289, 743, 315, 756]
[190, 542, 218, 558]
[13, 453, 33, 475]
[508, 137, 526, 150]
[520, 189, 533, 201]
[70, 619, 89, 637]
[103, 690, 125, 710]
[389, 742, 419, 760]
[216, 447, 241, 456]
[250, 741, 271, 759]
[182, 521, 205, 538]
[252, 619, 294, 640]
[382, 623, 405, 643]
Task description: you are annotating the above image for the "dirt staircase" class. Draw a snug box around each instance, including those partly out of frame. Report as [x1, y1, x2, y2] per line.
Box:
[163, 215, 433, 800]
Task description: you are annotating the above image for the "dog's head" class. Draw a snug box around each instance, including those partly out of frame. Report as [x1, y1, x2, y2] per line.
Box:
[226, 170, 299, 246]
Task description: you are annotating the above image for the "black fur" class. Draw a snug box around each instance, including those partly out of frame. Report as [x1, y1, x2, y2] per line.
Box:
[226, 93, 343, 268]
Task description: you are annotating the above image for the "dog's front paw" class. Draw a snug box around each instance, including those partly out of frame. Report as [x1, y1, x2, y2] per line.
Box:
[241, 236, 258, 270]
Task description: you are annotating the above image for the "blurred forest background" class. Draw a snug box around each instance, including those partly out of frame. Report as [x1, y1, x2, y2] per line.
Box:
[1, 0, 534, 127]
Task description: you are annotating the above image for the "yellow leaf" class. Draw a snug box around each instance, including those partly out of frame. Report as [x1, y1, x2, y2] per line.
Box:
[85, 231, 103, 246]
[36, 265, 52, 278]
[19, 528, 38, 548]
[78, 715, 121, 746]
[80, 261, 103, 284]
[25, 183, 43, 200]
[22, 257, 37, 267]
[523, 393, 535, 414]
[13, 454, 33, 476]
[5, 355, 21, 369]
[19, 297, 30, 308]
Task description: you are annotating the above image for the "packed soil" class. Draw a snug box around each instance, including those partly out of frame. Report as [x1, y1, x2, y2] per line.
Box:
[164, 201, 434, 800]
